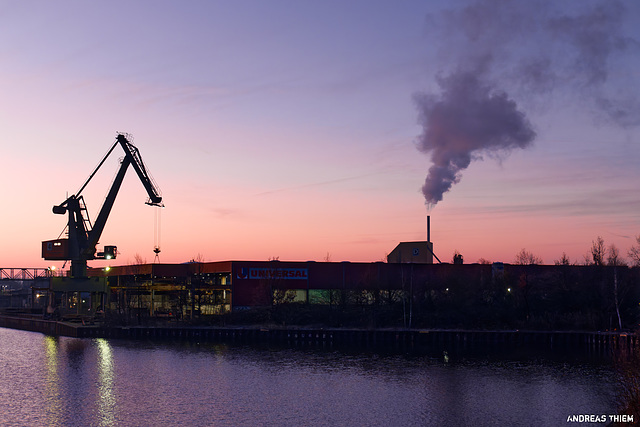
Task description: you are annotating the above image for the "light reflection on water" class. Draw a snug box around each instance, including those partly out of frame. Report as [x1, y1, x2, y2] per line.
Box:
[44, 336, 61, 426]
[0, 327, 618, 427]
[97, 338, 115, 427]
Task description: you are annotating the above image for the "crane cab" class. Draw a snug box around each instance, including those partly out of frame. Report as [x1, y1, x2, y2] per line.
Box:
[43, 239, 117, 261]
[42, 239, 69, 260]
[97, 245, 118, 260]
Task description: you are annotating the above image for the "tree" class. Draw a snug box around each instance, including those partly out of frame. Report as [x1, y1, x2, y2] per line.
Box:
[607, 243, 625, 331]
[628, 235, 640, 267]
[477, 258, 492, 265]
[513, 248, 542, 322]
[514, 248, 543, 265]
[189, 253, 205, 320]
[590, 236, 606, 266]
[133, 253, 146, 264]
[608, 244, 627, 267]
[452, 250, 464, 264]
[554, 252, 571, 266]
[191, 253, 205, 263]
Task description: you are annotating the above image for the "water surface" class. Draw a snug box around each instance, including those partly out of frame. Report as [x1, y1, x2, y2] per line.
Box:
[0, 327, 618, 426]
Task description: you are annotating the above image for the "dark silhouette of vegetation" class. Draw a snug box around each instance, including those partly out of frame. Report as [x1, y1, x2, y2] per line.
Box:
[614, 346, 640, 425]
[213, 262, 640, 332]
[629, 235, 640, 267]
[590, 236, 607, 266]
[514, 248, 543, 265]
[554, 252, 572, 266]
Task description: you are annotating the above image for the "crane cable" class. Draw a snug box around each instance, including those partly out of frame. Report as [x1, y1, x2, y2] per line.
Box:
[153, 206, 161, 263]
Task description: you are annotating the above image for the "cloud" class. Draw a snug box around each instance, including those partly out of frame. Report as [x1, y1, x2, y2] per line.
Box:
[254, 172, 384, 196]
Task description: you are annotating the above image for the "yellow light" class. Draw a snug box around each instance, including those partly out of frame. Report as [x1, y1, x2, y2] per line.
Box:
[50, 266, 56, 271]
[104, 266, 111, 272]
[507, 288, 512, 292]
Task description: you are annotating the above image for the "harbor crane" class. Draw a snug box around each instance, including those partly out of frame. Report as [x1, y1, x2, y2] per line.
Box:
[42, 133, 163, 278]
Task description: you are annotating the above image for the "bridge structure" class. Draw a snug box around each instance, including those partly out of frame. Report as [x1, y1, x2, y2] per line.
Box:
[0, 268, 58, 281]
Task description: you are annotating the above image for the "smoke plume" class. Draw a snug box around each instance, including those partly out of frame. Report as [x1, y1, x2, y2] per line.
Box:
[415, 72, 535, 206]
[416, 0, 639, 206]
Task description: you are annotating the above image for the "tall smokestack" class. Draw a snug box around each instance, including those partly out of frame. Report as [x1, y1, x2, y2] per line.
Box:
[427, 215, 431, 243]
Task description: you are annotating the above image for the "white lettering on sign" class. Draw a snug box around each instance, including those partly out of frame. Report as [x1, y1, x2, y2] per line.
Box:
[248, 268, 308, 280]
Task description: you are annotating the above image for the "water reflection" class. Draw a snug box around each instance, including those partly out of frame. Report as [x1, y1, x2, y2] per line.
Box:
[44, 336, 61, 426]
[96, 338, 115, 426]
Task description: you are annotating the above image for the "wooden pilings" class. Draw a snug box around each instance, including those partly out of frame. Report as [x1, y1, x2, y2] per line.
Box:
[70, 326, 640, 353]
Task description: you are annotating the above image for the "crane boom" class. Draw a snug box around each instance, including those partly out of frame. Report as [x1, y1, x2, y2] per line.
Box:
[116, 134, 163, 206]
[42, 133, 163, 278]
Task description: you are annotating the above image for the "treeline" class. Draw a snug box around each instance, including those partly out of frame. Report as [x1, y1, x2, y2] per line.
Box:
[417, 263, 639, 331]
[226, 263, 640, 331]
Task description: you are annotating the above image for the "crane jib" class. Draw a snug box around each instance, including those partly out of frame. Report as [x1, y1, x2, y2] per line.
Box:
[43, 132, 164, 278]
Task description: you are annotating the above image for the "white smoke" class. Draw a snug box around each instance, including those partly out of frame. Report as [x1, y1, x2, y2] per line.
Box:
[416, 0, 639, 206]
[415, 71, 535, 206]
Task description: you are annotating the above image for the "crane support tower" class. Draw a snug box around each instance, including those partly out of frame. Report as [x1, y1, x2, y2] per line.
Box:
[43, 133, 163, 278]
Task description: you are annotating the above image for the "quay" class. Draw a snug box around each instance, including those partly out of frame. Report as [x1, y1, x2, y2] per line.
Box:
[0, 313, 637, 352]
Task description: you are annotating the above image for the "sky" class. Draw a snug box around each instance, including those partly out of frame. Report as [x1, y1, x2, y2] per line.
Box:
[1, 0, 639, 268]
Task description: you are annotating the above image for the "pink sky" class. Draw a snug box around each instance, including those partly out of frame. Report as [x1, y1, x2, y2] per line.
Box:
[1, 1, 639, 269]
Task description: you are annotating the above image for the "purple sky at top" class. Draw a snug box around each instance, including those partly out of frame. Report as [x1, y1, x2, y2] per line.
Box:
[1, 0, 639, 268]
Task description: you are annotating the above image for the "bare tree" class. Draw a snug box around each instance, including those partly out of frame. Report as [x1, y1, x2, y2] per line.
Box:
[513, 248, 542, 321]
[608, 243, 626, 331]
[607, 244, 627, 267]
[554, 252, 571, 266]
[191, 253, 205, 263]
[133, 253, 146, 265]
[628, 235, 640, 267]
[477, 258, 492, 265]
[189, 253, 205, 319]
[590, 236, 606, 266]
[514, 248, 543, 265]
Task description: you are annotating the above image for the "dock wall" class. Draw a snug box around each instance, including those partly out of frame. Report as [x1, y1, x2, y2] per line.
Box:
[1, 314, 637, 352]
[0, 314, 82, 337]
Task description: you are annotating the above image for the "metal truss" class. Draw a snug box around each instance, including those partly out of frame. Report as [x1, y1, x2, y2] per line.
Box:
[0, 268, 53, 280]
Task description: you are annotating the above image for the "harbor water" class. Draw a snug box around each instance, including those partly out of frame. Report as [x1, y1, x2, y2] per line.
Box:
[0, 327, 619, 426]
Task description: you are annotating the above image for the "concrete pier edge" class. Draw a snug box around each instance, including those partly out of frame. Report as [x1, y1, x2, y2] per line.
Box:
[1, 313, 636, 352]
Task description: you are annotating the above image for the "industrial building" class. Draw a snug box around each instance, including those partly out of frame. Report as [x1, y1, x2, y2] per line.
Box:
[83, 218, 438, 318]
[82, 258, 484, 318]
[387, 241, 434, 264]
[387, 216, 438, 264]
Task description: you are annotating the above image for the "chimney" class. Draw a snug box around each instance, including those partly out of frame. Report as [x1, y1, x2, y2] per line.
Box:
[427, 215, 431, 243]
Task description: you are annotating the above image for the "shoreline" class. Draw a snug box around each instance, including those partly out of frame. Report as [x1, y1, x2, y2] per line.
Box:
[1, 313, 636, 353]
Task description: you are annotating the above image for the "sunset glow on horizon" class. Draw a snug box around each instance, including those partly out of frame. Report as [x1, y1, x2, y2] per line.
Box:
[1, 1, 639, 269]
